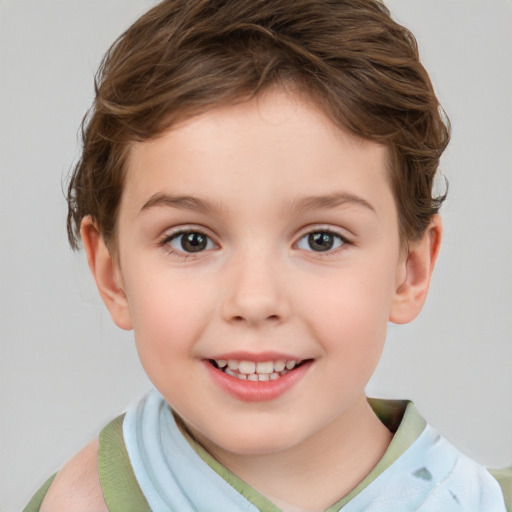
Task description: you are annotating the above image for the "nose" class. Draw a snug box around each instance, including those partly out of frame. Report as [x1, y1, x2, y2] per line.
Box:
[220, 246, 291, 327]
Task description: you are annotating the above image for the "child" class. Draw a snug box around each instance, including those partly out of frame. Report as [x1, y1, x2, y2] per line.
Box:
[24, 0, 511, 510]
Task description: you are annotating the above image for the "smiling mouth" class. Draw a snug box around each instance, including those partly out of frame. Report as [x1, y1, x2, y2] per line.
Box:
[209, 358, 309, 381]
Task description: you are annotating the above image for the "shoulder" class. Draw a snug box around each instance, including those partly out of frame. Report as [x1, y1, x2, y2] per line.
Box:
[40, 438, 108, 512]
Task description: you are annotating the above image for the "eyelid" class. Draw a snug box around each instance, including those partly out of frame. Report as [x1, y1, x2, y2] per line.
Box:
[295, 225, 351, 242]
[160, 224, 217, 241]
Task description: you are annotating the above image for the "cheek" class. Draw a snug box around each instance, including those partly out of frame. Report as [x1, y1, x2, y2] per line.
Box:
[300, 265, 394, 364]
[124, 270, 214, 364]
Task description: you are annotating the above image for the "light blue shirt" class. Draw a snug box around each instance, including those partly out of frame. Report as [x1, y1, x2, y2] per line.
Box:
[123, 389, 506, 511]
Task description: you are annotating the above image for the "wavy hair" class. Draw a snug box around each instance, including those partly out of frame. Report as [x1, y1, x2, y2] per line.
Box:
[67, 0, 450, 250]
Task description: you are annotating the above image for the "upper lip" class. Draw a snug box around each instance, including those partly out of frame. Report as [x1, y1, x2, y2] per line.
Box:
[206, 351, 305, 362]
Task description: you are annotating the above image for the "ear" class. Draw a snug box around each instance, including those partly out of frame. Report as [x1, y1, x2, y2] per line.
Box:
[389, 215, 442, 324]
[80, 216, 133, 330]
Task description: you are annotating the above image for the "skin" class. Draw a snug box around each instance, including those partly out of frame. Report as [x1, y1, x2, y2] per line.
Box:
[42, 89, 441, 512]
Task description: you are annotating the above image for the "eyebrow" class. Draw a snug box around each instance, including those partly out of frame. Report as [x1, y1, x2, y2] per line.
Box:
[140, 193, 225, 216]
[139, 191, 376, 216]
[290, 192, 376, 215]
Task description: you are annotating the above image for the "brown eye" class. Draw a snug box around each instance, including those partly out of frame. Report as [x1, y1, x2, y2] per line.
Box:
[168, 231, 213, 253]
[297, 231, 345, 252]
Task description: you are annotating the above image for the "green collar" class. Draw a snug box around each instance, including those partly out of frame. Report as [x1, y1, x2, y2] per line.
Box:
[181, 399, 426, 512]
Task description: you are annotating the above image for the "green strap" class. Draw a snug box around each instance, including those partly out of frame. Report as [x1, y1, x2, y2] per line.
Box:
[22, 473, 57, 512]
[489, 467, 512, 512]
[22, 416, 150, 512]
[98, 414, 151, 512]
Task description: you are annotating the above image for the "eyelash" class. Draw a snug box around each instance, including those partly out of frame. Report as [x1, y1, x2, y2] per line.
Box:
[159, 228, 350, 259]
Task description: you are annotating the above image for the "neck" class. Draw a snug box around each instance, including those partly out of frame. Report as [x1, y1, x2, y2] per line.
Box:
[192, 395, 393, 512]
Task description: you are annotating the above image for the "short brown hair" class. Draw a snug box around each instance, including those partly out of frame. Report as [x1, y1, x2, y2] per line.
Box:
[67, 0, 450, 250]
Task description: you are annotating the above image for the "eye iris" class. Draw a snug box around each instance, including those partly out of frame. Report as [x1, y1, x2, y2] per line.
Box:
[308, 232, 334, 252]
[181, 232, 207, 252]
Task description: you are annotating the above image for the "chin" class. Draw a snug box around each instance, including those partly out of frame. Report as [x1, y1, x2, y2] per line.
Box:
[199, 419, 313, 458]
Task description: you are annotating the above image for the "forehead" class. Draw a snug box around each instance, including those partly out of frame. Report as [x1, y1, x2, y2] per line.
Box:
[122, 89, 393, 219]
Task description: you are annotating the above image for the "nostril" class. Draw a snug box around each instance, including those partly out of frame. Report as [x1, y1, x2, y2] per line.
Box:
[230, 313, 281, 324]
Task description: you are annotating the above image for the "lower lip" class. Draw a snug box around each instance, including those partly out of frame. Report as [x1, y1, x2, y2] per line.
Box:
[204, 360, 312, 402]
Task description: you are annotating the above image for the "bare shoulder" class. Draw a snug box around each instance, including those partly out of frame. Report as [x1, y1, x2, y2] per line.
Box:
[40, 438, 108, 512]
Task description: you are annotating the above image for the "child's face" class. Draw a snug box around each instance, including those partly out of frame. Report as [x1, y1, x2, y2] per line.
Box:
[109, 89, 409, 455]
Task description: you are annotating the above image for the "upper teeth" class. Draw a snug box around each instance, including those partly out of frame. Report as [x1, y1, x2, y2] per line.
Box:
[216, 359, 298, 374]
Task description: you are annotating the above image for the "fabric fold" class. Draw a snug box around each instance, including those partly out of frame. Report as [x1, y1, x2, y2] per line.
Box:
[123, 389, 506, 512]
[123, 389, 260, 511]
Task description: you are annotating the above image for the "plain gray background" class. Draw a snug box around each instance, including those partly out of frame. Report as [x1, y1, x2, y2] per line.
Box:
[1, 1, 511, 510]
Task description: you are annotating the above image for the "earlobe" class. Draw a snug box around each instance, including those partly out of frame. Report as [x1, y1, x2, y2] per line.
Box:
[389, 215, 443, 324]
[80, 216, 133, 330]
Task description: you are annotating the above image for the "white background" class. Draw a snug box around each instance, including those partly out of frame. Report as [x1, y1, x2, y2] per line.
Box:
[1, 1, 511, 510]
